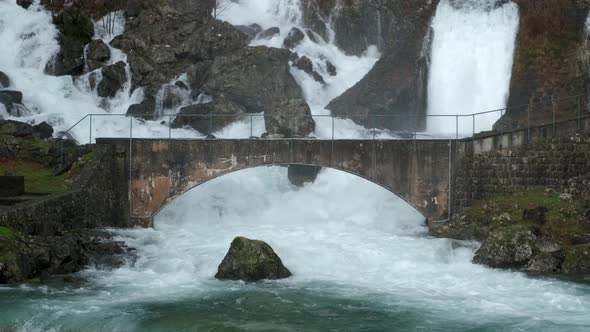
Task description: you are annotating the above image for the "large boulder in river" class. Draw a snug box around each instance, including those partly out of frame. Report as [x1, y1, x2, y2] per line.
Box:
[325, 0, 438, 131]
[562, 244, 590, 274]
[215, 237, 292, 281]
[288, 165, 321, 187]
[473, 225, 537, 269]
[202, 47, 303, 114]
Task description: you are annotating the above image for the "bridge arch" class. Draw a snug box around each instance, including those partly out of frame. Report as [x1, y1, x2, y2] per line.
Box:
[151, 163, 428, 221]
[109, 139, 452, 226]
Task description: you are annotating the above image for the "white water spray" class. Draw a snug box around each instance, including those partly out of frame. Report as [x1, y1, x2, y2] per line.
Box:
[427, 0, 519, 136]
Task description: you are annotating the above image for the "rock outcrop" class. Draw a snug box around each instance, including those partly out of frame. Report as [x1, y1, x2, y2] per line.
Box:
[97, 61, 127, 98]
[0, 71, 10, 88]
[110, 0, 248, 117]
[45, 6, 95, 76]
[499, 0, 590, 130]
[86, 39, 111, 72]
[325, 0, 439, 131]
[430, 189, 590, 275]
[215, 236, 292, 281]
[171, 100, 246, 135]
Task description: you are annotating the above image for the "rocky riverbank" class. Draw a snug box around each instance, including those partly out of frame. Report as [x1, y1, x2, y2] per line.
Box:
[430, 186, 590, 275]
[0, 120, 132, 284]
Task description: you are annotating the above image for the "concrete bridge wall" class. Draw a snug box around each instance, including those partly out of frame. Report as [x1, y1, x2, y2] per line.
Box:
[97, 139, 455, 226]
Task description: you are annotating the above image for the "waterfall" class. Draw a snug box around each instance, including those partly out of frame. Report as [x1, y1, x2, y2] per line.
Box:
[426, 0, 519, 136]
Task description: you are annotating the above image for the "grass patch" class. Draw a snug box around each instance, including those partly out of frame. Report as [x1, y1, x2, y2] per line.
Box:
[0, 226, 16, 238]
[0, 160, 71, 193]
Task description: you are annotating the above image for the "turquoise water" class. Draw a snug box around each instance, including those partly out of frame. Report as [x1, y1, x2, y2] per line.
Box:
[1, 168, 590, 331]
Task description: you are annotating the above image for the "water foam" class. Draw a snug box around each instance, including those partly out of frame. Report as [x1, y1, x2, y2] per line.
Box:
[427, 0, 519, 136]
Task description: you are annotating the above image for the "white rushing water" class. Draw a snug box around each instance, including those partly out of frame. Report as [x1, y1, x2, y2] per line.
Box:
[427, 0, 520, 136]
[2, 1, 590, 330]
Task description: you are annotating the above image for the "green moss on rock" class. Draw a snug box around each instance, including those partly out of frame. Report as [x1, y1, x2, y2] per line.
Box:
[215, 236, 292, 282]
[562, 244, 590, 275]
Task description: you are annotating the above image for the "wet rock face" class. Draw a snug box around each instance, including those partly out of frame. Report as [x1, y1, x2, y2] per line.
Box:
[203, 47, 304, 114]
[562, 243, 590, 274]
[501, 0, 590, 129]
[257, 27, 281, 40]
[86, 39, 111, 72]
[325, 0, 438, 131]
[172, 100, 247, 135]
[111, 0, 247, 117]
[215, 237, 292, 282]
[283, 27, 306, 49]
[288, 165, 322, 187]
[97, 61, 127, 98]
[0, 71, 10, 88]
[45, 6, 95, 77]
[0, 228, 134, 284]
[46, 38, 86, 76]
[266, 98, 315, 138]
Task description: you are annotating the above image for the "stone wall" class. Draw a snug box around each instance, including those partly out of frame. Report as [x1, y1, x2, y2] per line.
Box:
[0, 143, 130, 236]
[453, 136, 590, 213]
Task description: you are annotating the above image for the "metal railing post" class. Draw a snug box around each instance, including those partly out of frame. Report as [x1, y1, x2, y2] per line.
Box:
[455, 115, 459, 140]
[89, 114, 93, 144]
[168, 115, 172, 140]
[472, 114, 475, 141]
[129, 116, 133, 183]
[209, 113, 213, 136]
[250, 114, 253, 138]
[331, 115, 335, 141]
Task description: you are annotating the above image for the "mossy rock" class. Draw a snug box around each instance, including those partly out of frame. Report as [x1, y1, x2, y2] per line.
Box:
[473, 225, 537, 269]
[215, 237, 292, 282]
[0, 227, 25, 284]
[562, 244, 590, 274]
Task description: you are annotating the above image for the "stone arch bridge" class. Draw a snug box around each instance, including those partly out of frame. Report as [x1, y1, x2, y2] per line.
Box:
[97, 138, 456, 227]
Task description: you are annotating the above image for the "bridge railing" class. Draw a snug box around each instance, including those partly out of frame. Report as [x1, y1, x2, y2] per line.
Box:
[58, 93, 590, 163]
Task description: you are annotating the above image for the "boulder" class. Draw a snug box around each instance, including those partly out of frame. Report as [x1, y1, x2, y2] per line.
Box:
[45, 38, 86, 76]
[54, 6, 94, 45]
[257, 27, 280, 40]
[16, 0, 34, 9]
[33, 122, 54, 139]
[126, 100, 154, 120]
[562, 243, 590, 274]
[525, 252, 563, 273]
[326, 61, 337, 76]
[215, 236, 292, 281]
[288, 165, 321, 187]
[0, 120, 34, 137]
[172, 99, 246, 134]
[97, 61, 127, 98]
[0, 71, 10, 88]
[235, 24, 263, 41]
[86, 39, 111, 72]
[293, 56, 325, 85]
[203, 47, 304, 114]
[325, 0, 438, 131]
[283, 27, 305, 49]
[473, 226, 537, 269]
[522, 206, 548, 225]
[0, 91, 28, 117]
[266, 97, 315, 137]
[301, 0, 333, 42]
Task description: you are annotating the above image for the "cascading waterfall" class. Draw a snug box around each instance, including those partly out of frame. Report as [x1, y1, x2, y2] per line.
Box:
[427, 0, 520, 136]
[2, 1, 590, 331]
